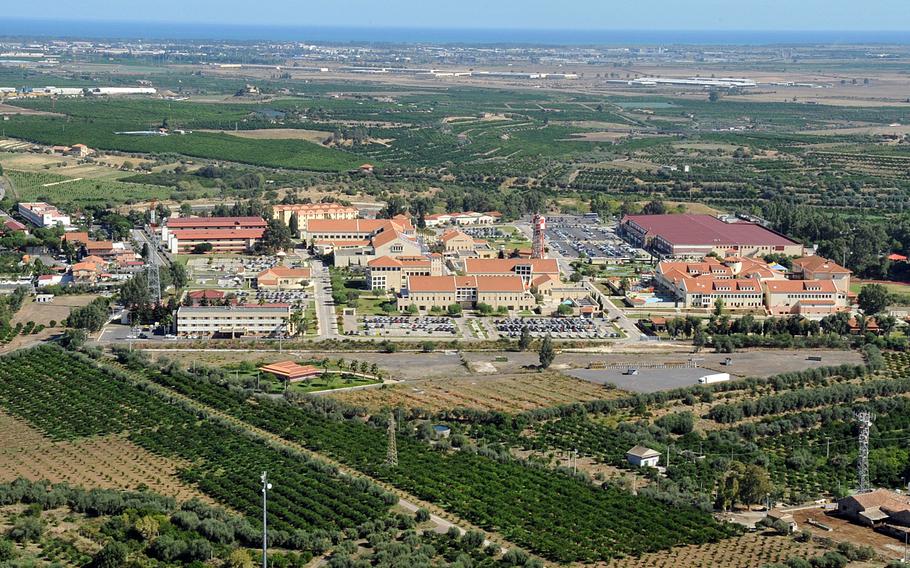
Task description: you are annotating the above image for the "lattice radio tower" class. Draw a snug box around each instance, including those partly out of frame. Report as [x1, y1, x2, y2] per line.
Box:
[856, 411, 874, 493]
[146, 233, 162, 306]
[531, 213, 546, 259]
[385, 411, 398, 467]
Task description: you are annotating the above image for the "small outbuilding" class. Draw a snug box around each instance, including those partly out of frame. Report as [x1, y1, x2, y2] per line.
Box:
[35, 294, 54, 303]
[765, 509, 798, 533]
[259, 361, 321, 383]
[626, 445, 661, 468]
[837, 489, 910, 526]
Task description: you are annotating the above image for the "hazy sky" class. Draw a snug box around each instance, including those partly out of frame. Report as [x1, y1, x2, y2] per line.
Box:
[3, 0, 909, 30]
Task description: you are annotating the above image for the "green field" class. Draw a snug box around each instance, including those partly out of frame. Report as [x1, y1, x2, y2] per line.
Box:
[5, 169, 175, 205]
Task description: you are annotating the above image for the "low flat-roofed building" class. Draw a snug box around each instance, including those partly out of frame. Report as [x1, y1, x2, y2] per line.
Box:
[398, 274, 534, 313]
[177, 303, 292, 337]
[620, 214, 803, 258]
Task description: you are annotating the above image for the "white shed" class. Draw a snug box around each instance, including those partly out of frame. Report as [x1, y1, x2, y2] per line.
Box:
[35, 294, 54, 303]
[626, 445, 661, 468]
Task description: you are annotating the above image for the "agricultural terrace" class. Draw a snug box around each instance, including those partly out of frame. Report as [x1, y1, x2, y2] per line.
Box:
[0, 346, 397, 548]
[0, 411, 211, 504]
[120, 352, 739, 564]
[465, 348, 910, 508]
[4, 169, 173, 206]
[331, 371, 622, 413]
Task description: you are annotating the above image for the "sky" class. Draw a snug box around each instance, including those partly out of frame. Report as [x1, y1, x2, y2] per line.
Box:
[3, 0, 910, 31]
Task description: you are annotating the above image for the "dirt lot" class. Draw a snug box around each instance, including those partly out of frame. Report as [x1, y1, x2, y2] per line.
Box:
[12, 294, 98, 327]
[566, 349, 864, 393]
[0, 103, 60, 116]
[205, 128, 333, 143]
[331, 371, 620, 413]
[604, 529, 836, 568]
[0, 411, 212, 504]
[793, 507, 907, 562]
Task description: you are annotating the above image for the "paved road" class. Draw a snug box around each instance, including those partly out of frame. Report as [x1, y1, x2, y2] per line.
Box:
[583, 280, 642, 341]
[131, 227, 170, 268]
[513, 221, 574, 276]
[310, 259, 339, 340]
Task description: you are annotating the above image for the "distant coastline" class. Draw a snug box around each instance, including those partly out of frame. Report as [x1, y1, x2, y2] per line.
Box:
[1, 19, 909, 45]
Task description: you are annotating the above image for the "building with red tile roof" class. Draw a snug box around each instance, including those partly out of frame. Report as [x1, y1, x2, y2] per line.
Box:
[463, 257, 560, 284]
[366, 255, 442, 291]
[162, 216, 268, 254]
[256, 266, 312, 290]
[398, 275, 534, 313]
[654, 255, 848, 315]
[272, 202, 359, 234]
[620, 214, 804, 257]
[186, 289, 226, 305]
[259, 361, 321, 382]
[791, 256, 852, 293]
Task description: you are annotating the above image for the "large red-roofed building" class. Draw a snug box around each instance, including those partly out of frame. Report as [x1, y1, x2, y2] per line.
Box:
[161, 216, 268, 254]
[620, 214, 803, 258]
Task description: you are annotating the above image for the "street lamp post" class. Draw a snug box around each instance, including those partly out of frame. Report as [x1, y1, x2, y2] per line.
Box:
[261, 471, 272, 568]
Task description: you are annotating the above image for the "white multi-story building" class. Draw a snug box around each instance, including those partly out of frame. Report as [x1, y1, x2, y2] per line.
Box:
[176, 304, 293, 337]
[18, 202, 70, 228]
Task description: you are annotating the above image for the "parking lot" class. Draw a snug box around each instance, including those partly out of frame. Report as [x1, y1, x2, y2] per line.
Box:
[235, 289, 311, 307]
[546, 215, 639, 261]
[186, 255, 282, 288]
[360, 316, 460, 338]
[492, 317, 620, 340]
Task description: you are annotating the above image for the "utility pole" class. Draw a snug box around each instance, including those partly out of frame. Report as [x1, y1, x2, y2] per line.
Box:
[856, 411, 874, 493]
[261, 472, 272, 568]
[666, 444, 672, 469]
[261, 471, 272, 568]
[573, 448, 578, 474]
[825, 436, 831, 460]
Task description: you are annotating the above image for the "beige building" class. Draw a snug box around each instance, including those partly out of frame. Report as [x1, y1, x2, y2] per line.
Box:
[273, 203, 359, 235]
[655, 256, 848, 315]
[399, 275, 535, 313]
[256, 266, 312, 290]
[176, 304, 293, 337]
[439, 230, 476, 252]
[464, 257, 560, 285]
[764, 279, 842, 316]
[366, 255, 443, 291]
[791, 256, 852, 293]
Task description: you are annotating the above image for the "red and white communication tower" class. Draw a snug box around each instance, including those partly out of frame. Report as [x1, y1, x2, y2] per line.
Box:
[532, 213, 546, 259]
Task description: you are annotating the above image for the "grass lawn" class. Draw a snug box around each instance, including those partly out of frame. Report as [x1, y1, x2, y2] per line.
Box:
[851, 280, 910, 295]
[486, 225, 532, 251]
[356, 294, 396, 316]
[289, 374, 380, 394]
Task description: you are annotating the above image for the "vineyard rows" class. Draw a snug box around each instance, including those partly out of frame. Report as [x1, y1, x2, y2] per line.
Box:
[138, 363, 737, 563]
[0, 347, 395, 540]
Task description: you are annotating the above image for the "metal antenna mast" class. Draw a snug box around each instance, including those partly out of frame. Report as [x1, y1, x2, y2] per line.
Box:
[856, 411, 874, 493]
[385, 412, 398, 467]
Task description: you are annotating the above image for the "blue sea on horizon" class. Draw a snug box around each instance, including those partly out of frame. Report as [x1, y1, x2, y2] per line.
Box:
[1, 19, 909, 46]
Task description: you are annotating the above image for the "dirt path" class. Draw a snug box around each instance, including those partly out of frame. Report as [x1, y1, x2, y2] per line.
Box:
[109, 360, 518, 555]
